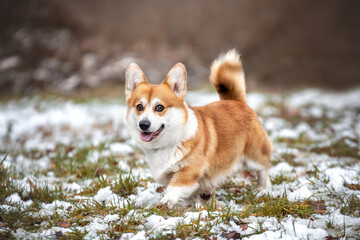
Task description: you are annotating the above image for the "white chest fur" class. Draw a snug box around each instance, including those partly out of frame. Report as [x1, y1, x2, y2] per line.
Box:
[143, 146, 185, 185]
[143, 104, 197, 185]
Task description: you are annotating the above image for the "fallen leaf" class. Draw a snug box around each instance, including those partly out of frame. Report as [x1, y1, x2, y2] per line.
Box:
[221, 231, 241, 239]
[311, 200, 327, 214]
[96, 167, 102, 176]
[56, 221, 71, 228]
[205, 237, 218, 240]
[83, 210, 94, 216]
[156, 187, 164, 193]
[228, 218, 248, 231]
[240, 223, 248, 231]
[55, 231, 64, 237]
[325, 235, 339, 240]
[345, 183, 360, 191]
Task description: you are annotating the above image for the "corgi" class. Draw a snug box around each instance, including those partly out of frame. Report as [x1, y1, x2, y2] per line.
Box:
[125, 49, 272, 208]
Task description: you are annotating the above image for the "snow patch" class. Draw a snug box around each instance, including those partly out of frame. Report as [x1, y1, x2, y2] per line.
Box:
[94, 186, 116, 203]
[288, 186, 313, 201]
[110, 142, 134, 155]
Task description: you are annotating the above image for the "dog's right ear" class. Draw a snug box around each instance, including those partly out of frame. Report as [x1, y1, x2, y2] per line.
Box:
[125, 63, 148, 100]
[163, 63, 187, 100]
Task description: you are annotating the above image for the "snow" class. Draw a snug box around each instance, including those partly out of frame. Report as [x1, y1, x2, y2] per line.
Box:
[287, 186, 313, 201]
[283, 219, 328, 239]
[83, 219, 109, 239]
[0, 99, 128, 151]
[1, 89, 360, 239]
[287, 88, 360, 110]
[110, 142, 134, 155]
[6, 193, 22, 203]
[145, 215, 182, 234]
[274, 123, 310, 140]
[136, 186, 162, 208]
[104, 214, 120, 222]
[325, 167, 359, 192]
[264, 117, 288, 132]
[94, 186, 116, 203]
[4, 193, 33, 210]
[38, 200, 73, 217]
[186, 91, 267, 111]
[131, 231, 147, 240]
[65, 182, 82, 193]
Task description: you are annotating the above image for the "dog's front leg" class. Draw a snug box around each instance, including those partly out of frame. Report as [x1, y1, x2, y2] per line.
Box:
[158, 167, 200, 208]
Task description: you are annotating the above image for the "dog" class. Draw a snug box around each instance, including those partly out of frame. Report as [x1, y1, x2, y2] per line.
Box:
[125, 49, 272, 208]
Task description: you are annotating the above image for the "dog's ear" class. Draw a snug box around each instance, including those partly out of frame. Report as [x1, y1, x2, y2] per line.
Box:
[125, 63, 148, 100]
[163, 63, 187, 99]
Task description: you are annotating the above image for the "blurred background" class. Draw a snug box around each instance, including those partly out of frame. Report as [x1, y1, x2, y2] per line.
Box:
[0, 0, 359, 97]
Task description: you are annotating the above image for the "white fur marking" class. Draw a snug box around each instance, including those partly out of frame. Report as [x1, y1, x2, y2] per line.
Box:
[183, 103, 198, 141]
[150, 98, 161, 107]
[140, 97, 147, 106]
[159, 183, 199, 207]
[245, 159, 266, 172]
[211, 49, 241, 70]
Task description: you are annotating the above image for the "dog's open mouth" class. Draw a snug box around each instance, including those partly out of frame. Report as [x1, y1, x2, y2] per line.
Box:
[140, 124, 164, 142]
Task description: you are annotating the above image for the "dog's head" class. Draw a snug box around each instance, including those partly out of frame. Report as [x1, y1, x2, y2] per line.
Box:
[125, 63, 189, 149]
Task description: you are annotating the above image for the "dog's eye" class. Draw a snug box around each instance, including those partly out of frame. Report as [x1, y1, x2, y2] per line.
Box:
[155, 105, 165, 112]
[136, 104, 144, 111]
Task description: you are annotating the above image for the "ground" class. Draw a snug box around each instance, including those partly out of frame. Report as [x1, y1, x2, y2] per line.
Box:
[0, 88, 360, 239]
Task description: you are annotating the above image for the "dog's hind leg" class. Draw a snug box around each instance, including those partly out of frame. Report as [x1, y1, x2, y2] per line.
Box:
[256, 168, 271, 190]
[244, 158, 271, 190]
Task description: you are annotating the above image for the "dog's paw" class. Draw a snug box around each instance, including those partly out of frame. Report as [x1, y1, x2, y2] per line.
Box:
[157, 195, 177, 209]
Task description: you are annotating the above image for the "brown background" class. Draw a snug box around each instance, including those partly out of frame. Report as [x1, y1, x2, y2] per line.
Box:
[0, 0, 359, 95]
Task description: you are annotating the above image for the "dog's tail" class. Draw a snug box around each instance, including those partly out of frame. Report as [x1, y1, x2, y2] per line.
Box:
[210, 49, 246, 103]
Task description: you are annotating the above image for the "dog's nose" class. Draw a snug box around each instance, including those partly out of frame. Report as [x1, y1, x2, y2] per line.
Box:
[139, 120, 151, 130]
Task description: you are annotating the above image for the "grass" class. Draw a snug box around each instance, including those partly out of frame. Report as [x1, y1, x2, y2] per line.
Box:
[271, 152, 304, 167]
[112, 171, 142, 197]
[79, 175, 113, 196]
[25, 179, 66, 204]
[325, 185, 360, 218]
[0, 203, 51, 236]
[49, 143, 122, 180]
[271, 174, 294, 185]
[107, 214, 142, 238]
[172, 219, 214, 239]
[311, 137, 360, 159]
[243, 192, 316, 219]
[340, 194, 360, 217]
[0, 156, 24, 204]
[276, 133, 317, 151]
[0, 85, 126, 104]
[78, 171, 143, 198]
[2, 91, 360, 239]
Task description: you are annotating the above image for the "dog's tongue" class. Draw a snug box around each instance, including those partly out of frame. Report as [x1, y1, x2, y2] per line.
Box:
[140, 132, 154, 142]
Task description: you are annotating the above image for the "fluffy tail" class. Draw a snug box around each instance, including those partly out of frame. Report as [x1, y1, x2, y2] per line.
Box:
[210, 49, 246, 103]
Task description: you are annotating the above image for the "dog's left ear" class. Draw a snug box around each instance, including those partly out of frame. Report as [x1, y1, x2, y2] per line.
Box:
[163, 63, 187, 99]
[125, 63, 148, 100]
